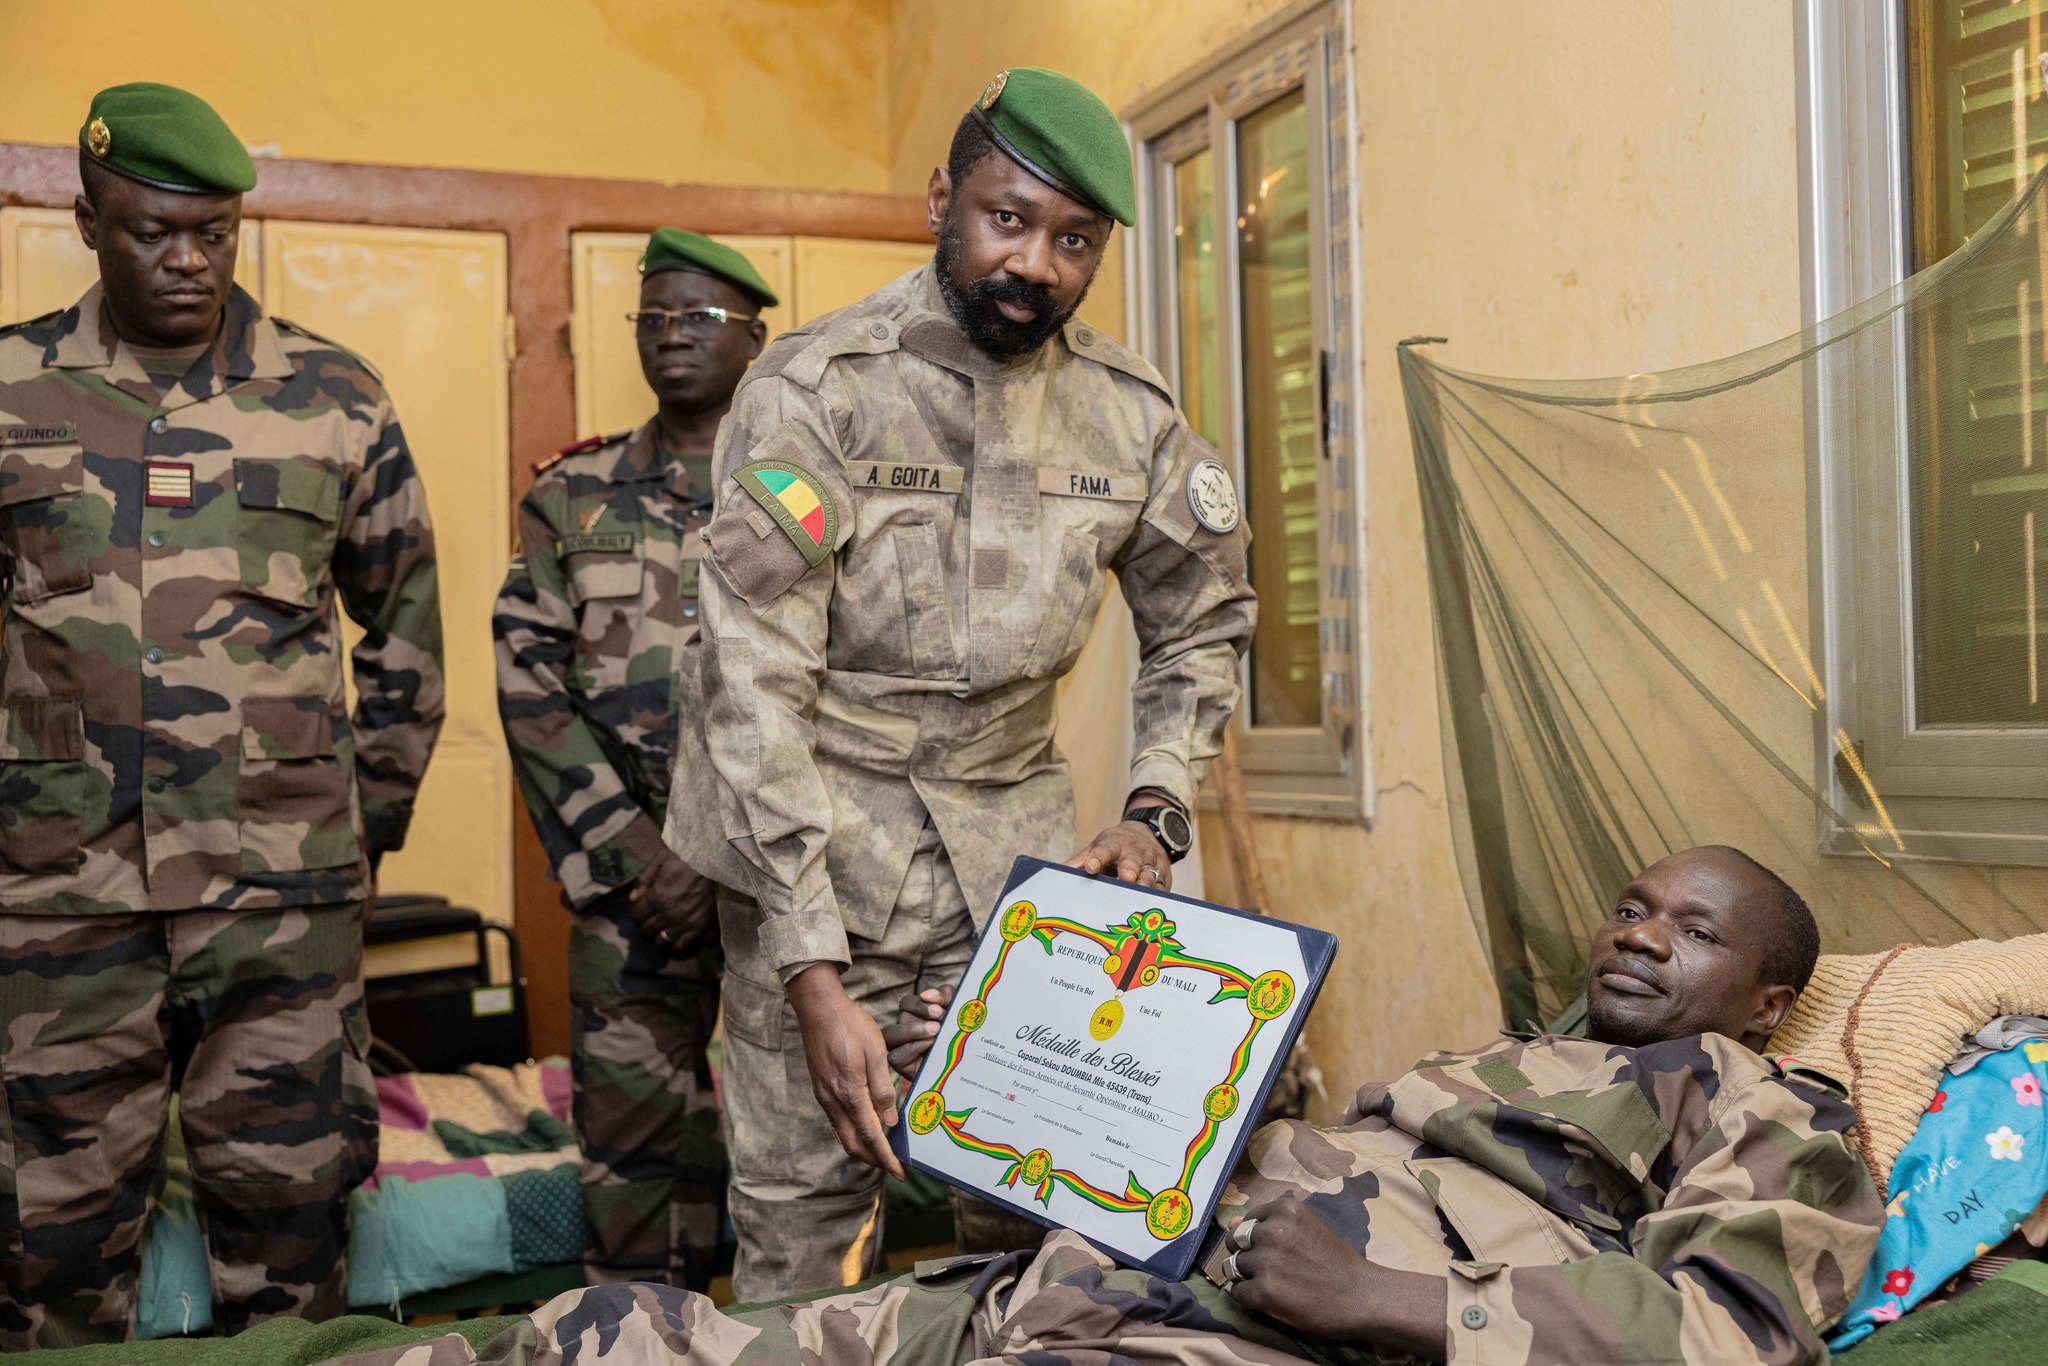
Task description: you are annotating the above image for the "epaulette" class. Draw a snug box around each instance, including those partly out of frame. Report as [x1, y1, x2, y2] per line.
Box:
[0, 308, 63, 339]
[1769, 1053, 1852, 1101]
[532, 430, 625, 476]
[742, 310, 901, 393]
[273, 316, 385, 384]
[1062, 319, 1172, 402]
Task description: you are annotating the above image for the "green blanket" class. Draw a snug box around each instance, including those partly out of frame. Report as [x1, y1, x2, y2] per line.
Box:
[15, 1313, 513, 1366]
[1844, 1261, 2048, 1362]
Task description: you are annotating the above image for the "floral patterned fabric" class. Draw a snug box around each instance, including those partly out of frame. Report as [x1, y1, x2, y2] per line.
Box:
[1832, 1041, 2048, 1348]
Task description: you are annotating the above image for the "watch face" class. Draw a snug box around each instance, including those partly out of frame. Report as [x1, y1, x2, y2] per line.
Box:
[1158, 807, 1192, 852]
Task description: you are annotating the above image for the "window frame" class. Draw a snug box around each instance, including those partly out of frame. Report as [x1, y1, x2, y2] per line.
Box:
[1800, 0, 2048, 866]
[1125, 0, 1371, 820]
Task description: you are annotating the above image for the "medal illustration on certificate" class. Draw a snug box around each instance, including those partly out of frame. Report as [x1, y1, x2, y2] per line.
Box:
[897, 857, 1335, 1279]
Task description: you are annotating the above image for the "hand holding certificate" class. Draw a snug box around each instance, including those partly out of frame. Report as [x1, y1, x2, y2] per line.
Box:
[893, 857, 1336, 1279]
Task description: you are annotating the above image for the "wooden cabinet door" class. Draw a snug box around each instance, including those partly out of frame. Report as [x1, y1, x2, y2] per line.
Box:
[262, 222, 514, 948]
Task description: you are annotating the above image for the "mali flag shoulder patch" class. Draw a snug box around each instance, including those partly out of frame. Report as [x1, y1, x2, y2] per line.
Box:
[733, 458, 838, 567]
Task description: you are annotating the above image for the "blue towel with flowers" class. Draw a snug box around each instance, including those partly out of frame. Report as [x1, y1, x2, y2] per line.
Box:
[1832, 1040, 2048, 1348]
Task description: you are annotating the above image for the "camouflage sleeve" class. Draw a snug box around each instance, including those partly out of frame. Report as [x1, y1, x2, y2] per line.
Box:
[334, 398, 445, 858]
[697, 375, 851, 980]
[1444, 1074, 1882, 1365]
[492, 486, 667, 908]
[1111, 421, 1256, 813]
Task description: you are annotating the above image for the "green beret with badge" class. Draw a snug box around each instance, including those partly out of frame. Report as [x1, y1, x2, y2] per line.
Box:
[639, 228, 780, 309]
[969, 66, 1136, 227]
[80, 82, 256, 195]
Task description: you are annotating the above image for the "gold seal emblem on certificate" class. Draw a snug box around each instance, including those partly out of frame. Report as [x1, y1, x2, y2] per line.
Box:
[999, 900, 1036, 941]
[909, 1091, 944, 1134]
[1021, 1148, 1052, 1185]
[1247, 970, 1296, 1020]
[1185, 457, 1241, 534]
[1088, 997, 1124, 1040]
[1203, 1083, 1239, 1121]
[1146, 1187, 1192, 1240]
[958, 999, 987, 1032]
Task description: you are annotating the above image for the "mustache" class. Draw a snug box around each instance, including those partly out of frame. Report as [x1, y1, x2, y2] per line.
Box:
[1594, 955, 1666, 991]
[962, 271, 1059, 316]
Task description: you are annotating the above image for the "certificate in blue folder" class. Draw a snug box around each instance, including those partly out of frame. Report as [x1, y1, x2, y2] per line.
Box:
[893, 856, 1337, 1282]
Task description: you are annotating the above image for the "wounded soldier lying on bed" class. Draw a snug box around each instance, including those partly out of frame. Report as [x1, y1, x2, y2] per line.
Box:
[357, 846, 1881, 1366]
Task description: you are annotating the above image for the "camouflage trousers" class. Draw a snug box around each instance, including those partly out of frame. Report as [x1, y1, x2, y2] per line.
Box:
[330, 1230, 1322, 1366]
[568, 889, 725, 1290]
[0, 904, 375, 1349]
[718, 820, 981, 1302]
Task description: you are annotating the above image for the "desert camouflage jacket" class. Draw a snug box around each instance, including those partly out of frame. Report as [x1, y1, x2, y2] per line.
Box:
[672, 264, 1256, 978]
[494, 421, 710, 908]
[0, 284, 443, 914]
[1216, 1031, 1884, 1365]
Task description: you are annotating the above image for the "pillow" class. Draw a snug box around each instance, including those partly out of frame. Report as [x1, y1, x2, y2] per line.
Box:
[1770, 933, 2048, 1196]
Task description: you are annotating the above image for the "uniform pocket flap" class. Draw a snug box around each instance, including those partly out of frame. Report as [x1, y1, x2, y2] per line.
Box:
[0, 442, 85, 507]
[0, 695, 83, 761]
[1406, 1155, 1600, 1265]
[235, 458, 342, 522]
[564, 554, 642, 603]
[241, 696, 339, 760]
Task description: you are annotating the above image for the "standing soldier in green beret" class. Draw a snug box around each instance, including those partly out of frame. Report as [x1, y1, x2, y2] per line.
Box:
[0, 84, 443, 1345]
[493, 230, 771, 1290]
[665, 68, 1256, 1298]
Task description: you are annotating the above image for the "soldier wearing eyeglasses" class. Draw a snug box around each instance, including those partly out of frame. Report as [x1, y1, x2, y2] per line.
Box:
[492, 229, 772, 1289]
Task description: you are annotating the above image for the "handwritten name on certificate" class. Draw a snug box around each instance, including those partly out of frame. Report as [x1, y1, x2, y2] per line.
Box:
[900, 859, 1327, 1275]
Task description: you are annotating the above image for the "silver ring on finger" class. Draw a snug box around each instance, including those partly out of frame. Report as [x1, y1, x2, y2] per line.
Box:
[1230, 1217, 1258, 1251]
[1224, 1249, 1246, 1284]
[1141, 865, 1160, 884]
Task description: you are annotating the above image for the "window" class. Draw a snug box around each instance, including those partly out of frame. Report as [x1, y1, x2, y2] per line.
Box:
[1802, 0, 2048, 864]
[1128, 2, 1367, 817]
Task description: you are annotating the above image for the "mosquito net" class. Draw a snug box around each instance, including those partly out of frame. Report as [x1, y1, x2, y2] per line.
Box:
[1402, 175, 2048, 1030]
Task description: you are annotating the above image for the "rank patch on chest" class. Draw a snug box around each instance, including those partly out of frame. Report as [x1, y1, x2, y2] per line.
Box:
[732, 458, 839, 567]
[848, 461, 964, 494]
[1038, 468, 1145, 502]
[145, 461, 195, 508]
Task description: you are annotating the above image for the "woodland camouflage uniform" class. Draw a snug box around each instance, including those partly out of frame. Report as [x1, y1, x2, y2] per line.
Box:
[665, 263, 1257, 1299]
[493, 420, 724, 1288]
[335, 1031, 1882, 1366]
[0, 284, 443, 1346]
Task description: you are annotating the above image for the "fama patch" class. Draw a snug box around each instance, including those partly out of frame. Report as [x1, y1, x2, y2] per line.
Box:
[732, 458, 839, 567]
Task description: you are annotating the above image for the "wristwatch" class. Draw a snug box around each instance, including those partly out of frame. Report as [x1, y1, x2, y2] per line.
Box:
[1123, 801, 1193, 864]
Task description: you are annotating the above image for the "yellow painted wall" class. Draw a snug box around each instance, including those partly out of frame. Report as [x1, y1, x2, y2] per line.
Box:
[887, 0, 1807, 1111]
[0, 0, 892, 192]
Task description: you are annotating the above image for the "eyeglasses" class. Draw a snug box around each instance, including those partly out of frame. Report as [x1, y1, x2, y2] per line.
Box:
[626, 307, 758, 338]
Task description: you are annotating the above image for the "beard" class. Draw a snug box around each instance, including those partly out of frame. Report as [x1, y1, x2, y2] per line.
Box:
[934, 214, 1092, 358]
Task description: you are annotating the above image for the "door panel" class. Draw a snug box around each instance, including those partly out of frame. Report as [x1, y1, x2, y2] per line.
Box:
[2, 205, 262, 323]
[261, 222, 513, 950]
[570, 232, 794, 438]
[792, 236, 932, 323]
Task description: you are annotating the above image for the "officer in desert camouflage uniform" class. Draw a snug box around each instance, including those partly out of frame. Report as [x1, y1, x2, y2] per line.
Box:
[0, 84, 443, 1346]
[660, 68, 1257, 1300]
[494, 230, 772, 1289]
[344, 848, 1881, 1366]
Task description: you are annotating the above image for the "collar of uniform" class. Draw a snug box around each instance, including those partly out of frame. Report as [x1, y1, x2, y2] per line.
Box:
[600, 420, 665, 484]
[46, 283, 292, 406]
[898, 263, 1048, 380]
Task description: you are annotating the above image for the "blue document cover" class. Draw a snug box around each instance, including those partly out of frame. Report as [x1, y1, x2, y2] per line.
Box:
[892, 855, 1338, 1282]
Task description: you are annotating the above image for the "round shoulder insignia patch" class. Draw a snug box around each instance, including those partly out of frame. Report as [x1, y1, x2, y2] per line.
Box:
[1186, 457, 1241, 534]
[86, 118, 111, 159]
[980, 70, 1010, 110]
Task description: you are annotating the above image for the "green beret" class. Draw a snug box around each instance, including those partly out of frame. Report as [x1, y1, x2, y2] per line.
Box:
[639, 229, 779, 309]
[80, 83, 255, 195]
[969, 68, 1134, 227]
